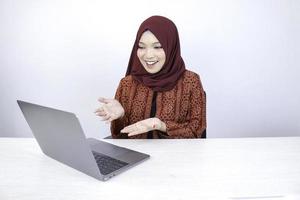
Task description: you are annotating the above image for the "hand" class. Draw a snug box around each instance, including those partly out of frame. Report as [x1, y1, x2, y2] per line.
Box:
[121, 118, 166, 137]
[94, 97, 125, 123]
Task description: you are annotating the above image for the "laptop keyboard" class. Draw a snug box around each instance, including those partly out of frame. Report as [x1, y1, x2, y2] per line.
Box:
[92, 151, 129, 175]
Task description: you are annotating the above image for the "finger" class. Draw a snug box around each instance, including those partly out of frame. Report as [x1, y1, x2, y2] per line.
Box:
[94, 107, 104, 113]
[95, 110, 106, 116]
[123, 123, 137, 130]
[121, 124, 137, 133]
[105, 116, 113, 124]
[98, 97, 111, 104]
[128, 130, 144, 137]
[108, 116, 116, 123]
[95, 112, 107, 117]
[100, 115, 111, 121]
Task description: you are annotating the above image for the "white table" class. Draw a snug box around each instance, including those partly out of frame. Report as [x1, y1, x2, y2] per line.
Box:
[1, 137, 300, 200]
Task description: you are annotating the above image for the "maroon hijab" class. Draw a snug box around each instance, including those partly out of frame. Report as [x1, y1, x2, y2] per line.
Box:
[126, 16, 186, 92]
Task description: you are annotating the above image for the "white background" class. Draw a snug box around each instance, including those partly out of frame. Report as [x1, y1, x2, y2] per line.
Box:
[1, 0, 299, 138]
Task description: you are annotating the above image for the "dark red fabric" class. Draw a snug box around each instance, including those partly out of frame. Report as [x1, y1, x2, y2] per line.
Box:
[126, 16, 186, 92]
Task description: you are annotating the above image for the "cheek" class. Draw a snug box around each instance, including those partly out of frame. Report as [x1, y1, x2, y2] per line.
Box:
[137, 50, 144, 60]
[157, 48, 165, 58]
[159, 52, 166, 62]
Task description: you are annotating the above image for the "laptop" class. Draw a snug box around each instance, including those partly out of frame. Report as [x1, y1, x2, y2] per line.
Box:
[17, 100, 150, 181]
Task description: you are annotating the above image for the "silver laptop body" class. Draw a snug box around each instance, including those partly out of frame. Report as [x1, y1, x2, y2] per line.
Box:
[17, 100, 150, 181]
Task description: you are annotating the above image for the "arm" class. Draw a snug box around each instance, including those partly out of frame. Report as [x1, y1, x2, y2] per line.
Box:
[110, 79, 130, 139]
[164, 75, 206, 138]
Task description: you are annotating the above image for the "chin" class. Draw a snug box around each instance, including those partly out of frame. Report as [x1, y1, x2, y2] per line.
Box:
[145, 69, 161, 74]
[143, 65, 163, 74]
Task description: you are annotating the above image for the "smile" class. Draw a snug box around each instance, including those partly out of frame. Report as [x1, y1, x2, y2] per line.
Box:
[145, 61, 158, 65]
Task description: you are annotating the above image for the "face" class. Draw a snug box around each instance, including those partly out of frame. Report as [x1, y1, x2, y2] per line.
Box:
[137, 30, 166, 74]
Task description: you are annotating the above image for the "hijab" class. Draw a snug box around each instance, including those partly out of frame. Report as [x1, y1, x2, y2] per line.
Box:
[126, 16, 186, 92]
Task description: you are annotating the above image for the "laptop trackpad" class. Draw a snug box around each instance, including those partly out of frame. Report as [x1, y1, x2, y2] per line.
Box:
[87, 138, 130, 157]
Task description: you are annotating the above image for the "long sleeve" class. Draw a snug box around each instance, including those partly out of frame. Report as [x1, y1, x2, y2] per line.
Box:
[164, 74, 206, 138]
[110, 79, 130, 139]
[109, 70, 206, 139]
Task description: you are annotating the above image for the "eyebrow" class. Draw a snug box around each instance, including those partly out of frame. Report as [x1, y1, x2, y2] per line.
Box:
[138, 42, 161, 45]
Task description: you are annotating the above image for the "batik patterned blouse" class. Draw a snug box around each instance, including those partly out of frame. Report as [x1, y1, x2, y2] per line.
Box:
[111, 70, 206, 139]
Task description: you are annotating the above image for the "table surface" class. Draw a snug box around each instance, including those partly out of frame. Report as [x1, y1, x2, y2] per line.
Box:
[1, 137, 300, 200]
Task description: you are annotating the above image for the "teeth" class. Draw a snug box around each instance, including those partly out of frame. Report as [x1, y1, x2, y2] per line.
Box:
[145, 61, 157, 65]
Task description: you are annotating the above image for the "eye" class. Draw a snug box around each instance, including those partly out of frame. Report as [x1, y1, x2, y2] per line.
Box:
[154, 46, 162, 49]
[138, 46, 145, 49]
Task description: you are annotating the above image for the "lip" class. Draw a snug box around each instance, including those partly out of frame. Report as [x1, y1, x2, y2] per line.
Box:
[145, 60, 158, 65]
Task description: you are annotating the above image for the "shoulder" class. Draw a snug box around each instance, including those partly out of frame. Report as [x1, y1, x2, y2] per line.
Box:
[180, 70, 204, 92]
[119, 75, 136, 87]
[121, 75, 133, 82]
[182, 70, 201, 84]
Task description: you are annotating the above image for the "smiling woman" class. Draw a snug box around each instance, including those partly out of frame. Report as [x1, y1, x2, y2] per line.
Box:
[95, 16, 206, 139]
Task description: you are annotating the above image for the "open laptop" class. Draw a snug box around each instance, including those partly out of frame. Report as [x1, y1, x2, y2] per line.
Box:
[17, 100, 150, 181]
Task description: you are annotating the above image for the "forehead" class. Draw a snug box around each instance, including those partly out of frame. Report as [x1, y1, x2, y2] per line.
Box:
[139, 30, 160, 43]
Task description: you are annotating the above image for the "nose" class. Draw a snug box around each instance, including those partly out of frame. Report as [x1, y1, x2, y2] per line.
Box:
[145, 48, 155, 59]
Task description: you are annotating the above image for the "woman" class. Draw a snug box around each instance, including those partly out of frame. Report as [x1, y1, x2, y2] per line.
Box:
[95, 16, 206, 139]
